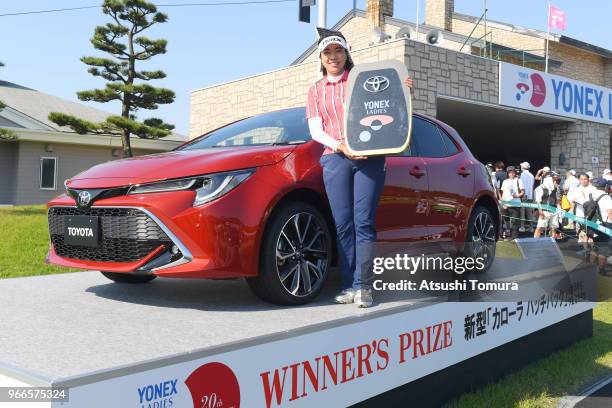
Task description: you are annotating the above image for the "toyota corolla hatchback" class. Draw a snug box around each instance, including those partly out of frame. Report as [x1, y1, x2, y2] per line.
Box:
[47, 107, 499, 305]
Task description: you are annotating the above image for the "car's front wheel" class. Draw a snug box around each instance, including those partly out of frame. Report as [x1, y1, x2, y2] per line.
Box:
[463, 206, 498, 273]
[101, 272, 157, 284]
[247, 202, 332, 305]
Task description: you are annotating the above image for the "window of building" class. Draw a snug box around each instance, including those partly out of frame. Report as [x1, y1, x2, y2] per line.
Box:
[40, 157, 57, 190]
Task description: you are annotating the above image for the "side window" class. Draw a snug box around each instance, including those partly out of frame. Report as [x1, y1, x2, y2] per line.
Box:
[412, 118, 447, 158]
[391, 136, 418, 157]
[438, 127, 459, 155]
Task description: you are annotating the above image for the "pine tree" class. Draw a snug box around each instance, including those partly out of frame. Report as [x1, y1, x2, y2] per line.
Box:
[49, 0, 175, 157]
[0, 61, 16, 141]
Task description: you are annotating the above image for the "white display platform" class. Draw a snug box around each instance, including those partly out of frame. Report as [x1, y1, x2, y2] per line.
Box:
[0, 268, 593, 408]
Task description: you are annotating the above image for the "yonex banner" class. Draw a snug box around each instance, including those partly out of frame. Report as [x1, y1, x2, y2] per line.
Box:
[499, 61, 612, 126]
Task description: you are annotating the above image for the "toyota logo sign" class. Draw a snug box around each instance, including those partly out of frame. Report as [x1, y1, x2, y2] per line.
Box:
[78, 191, 92, 207]
[363, 75, 390, 93]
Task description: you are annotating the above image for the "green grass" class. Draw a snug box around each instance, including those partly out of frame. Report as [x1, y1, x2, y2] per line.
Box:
[446, 302, 612, 408]
[598, 274, 612, 302]
[0, 205, 80, 278]
[495, 241, 524, 259]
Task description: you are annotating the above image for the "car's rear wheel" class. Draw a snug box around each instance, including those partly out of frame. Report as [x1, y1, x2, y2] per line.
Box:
[463, 206, 498, 273]
[247, 202, 332, 305]
[101, 272, 157, 284]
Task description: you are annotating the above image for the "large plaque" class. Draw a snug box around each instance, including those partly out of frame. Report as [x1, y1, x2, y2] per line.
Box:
[344, 60, 413, 156]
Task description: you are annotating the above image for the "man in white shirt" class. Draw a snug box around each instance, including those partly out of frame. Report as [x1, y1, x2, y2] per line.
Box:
[500, 166, 524, 239]
[535, 166, 551, 183]
[567, 173, 598, 218]
[533, 175, 558, 239]
[519, 162, 535, 233]
[588, 178, 612, 275]
[567, 172, 598, 247]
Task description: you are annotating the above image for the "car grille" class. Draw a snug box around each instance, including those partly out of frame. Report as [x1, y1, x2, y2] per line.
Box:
[48, 207, 172, 263]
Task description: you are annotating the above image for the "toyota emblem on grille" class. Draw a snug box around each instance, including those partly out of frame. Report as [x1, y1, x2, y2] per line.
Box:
[363, 75, 390, 93]
[78, 191, 92, 207]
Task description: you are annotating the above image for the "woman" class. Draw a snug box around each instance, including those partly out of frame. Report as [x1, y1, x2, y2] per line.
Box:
[306, 29, 413, 308]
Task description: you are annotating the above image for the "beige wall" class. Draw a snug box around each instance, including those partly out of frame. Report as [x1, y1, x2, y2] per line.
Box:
[300, 15, 404, 64]
[425, 0, 454, 31]
[451, 17, 545, 57]
[299, 14, 467, 67]
[605, 60, 612, 88]
[191, 38, 499, 138]
[11, 142, 155, 205]
[450, 15, 607, 87]
[548, 42, 606, 86]
[190, 39, 407, 138]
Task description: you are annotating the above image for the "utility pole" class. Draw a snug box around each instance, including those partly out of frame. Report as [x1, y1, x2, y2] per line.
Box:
[545, 2, 551, 72]
[415, 0, 420, 41]
[318, 0, 327, 28]
[483, 0, 488, 58]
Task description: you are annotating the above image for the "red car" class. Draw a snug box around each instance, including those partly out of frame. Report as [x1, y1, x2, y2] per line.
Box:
[47, 108, 499, 304]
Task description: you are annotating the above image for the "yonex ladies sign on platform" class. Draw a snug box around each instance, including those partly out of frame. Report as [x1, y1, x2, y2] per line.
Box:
[344, 60, 413, 156]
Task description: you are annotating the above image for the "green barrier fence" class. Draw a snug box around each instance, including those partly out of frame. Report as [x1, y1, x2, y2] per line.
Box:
[500, 200, 612, 237]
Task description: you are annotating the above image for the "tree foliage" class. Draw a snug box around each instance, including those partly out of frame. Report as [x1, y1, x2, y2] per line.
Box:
[0, 60, 17, 141]
[49, 0, 175, 157]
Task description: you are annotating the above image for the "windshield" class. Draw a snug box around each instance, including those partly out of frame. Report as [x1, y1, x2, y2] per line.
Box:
[178, 108, 310, 150]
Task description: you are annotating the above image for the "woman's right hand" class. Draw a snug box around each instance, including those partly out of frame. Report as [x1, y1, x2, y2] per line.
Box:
[337, 142, 367, 160]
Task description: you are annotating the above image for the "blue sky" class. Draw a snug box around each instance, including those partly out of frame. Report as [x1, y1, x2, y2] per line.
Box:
[0, 0, 610, 136]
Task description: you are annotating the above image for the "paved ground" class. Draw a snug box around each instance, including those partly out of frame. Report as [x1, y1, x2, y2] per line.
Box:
[0, 269, 417, 382]
[558, 374, 612, 408]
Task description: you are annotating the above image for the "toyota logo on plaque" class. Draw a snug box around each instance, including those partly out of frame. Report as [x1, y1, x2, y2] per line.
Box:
[345, 60, 412, 156]
[363, 76, 390, 93]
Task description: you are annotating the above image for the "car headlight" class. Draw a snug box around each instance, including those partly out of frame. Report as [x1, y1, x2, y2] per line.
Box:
[193, 169, 254, 206]
[127, 168, 255, 207]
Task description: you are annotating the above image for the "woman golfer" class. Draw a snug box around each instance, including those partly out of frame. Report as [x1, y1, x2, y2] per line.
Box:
[306, 29, 413, 307]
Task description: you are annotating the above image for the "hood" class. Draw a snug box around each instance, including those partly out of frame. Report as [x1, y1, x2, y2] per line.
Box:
[67, 145, 296, 189]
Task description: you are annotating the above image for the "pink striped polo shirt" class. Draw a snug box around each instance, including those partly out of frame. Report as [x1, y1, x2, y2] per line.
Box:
[306, 69, 350, 155]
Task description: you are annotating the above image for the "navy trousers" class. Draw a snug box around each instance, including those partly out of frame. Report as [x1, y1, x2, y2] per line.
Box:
[319, 152, 386, 290]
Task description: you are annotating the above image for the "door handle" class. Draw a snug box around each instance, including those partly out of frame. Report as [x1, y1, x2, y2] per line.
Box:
[457, 166, 471, 177]
[409, 166, 426, 178]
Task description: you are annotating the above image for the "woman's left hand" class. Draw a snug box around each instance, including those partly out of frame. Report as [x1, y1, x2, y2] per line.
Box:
[404, 75, 414, 89]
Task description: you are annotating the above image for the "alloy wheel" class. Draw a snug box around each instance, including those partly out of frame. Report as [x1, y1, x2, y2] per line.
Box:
[470, 211, 496, 262]
[275, 212, 330, 297]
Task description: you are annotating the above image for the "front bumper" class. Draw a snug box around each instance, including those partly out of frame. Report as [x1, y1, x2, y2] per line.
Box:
[47, 205, 193, 273]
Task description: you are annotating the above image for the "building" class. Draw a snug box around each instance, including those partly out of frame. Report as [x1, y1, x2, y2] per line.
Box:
[0, 81, 186, 205]
[190, 0, 611, 175]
